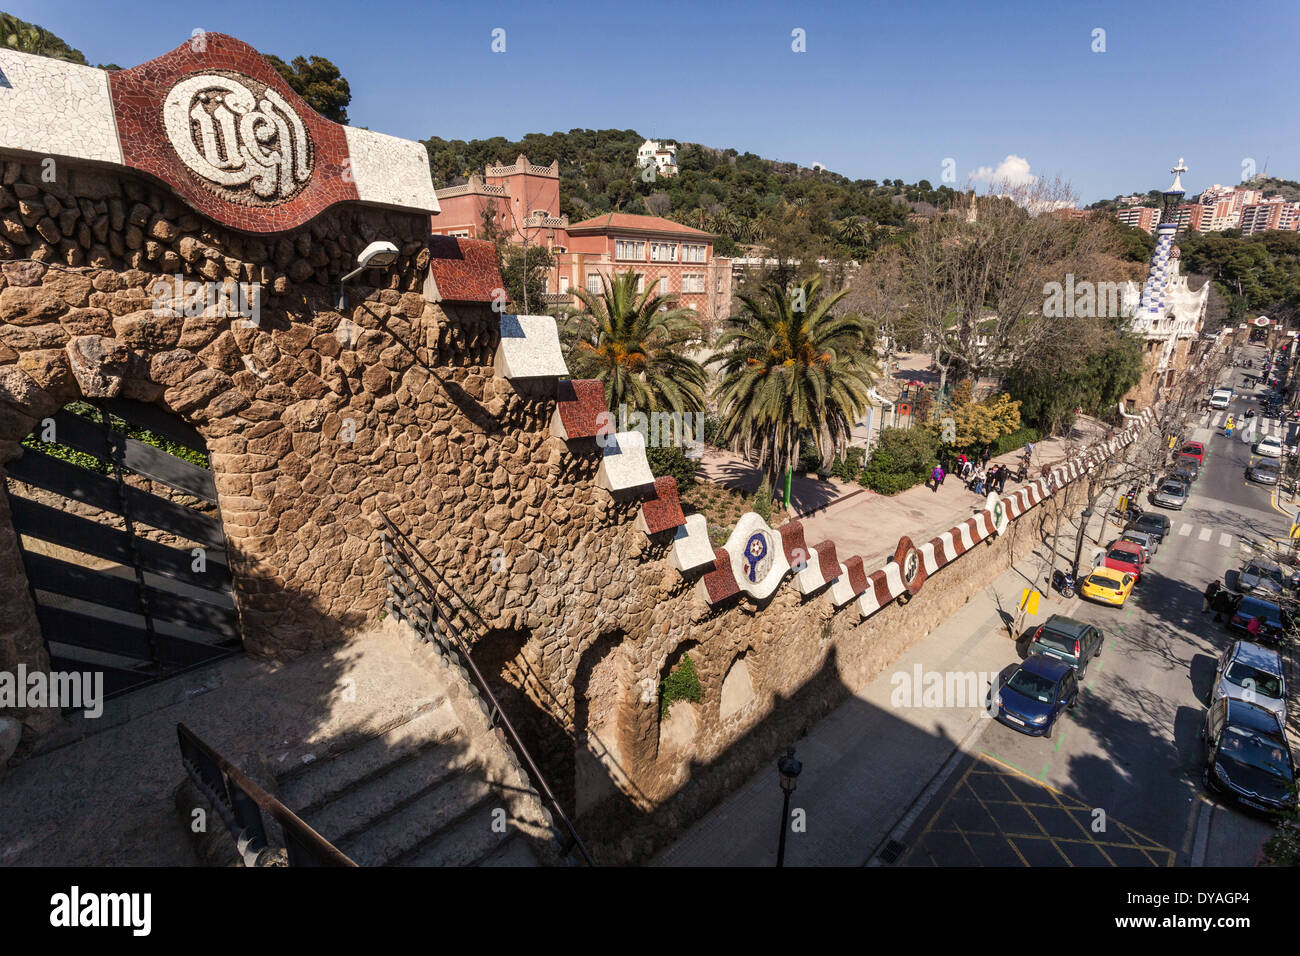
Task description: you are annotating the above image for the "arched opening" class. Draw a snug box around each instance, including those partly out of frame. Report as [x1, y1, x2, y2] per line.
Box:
[719, 649, 757, 723]
[4, 397, 239, 696]
[572, 629, 629, 816]
[656, 640, 702, 754]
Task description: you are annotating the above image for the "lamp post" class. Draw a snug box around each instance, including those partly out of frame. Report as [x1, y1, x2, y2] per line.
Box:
[776, 747, 801, 867]
[1072, 507, 1093, 579]
[335, 240, 400, 312]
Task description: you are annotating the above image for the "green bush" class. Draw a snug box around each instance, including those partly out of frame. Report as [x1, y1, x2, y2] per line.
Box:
[829, 446, 866, 482]
[990, 426, 1042, 458]
[660, 653, 703, 718]
[752, 477, 773, 523]
[702, 413, 723, 446]
[797, 442, 821, 474]
[646, 445, 699, 487]
[862, 427, 938, 495]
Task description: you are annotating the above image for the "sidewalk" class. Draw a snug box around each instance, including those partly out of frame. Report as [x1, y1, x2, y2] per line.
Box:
[698, 416, 1108, 570]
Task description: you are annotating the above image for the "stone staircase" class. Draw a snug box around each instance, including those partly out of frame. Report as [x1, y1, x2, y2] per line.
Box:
[270, 621, 561, 867]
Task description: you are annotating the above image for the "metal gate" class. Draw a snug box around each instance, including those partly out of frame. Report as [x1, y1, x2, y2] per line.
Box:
[4, 398, 240, 698]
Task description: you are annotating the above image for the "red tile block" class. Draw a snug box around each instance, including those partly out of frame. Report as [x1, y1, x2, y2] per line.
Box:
[640, 477, 685, 534]
[426, 236, 505, 304]
[810, 539, 840, 583]
[108, 34, 360, 234]
[845, 555, 868, 596]
[701, 548, 740, 603]
[554, 379, 609, 440]
[779, 520, 807, 567]
[870, 570, 894, 606]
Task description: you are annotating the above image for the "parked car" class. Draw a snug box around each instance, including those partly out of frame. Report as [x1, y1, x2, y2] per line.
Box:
[990, 654, 1079, 736]
[1248, 461, 1280, 485]
[1239, 561, 1287, 599]
[1202, 697, 1298, 815]
[1026, 615, 1104, 678]
[1080, 567, 1135, 607]
[1172, 461, 1199, 485]
[1227, 595, 1291, 643]
[1119, 529, 1157, 562]
[1211, 641, 1287, 722]
[1127, 512, 1171, 544]
[1153, 479, 1189, 510]
[1103, 540, 1146, 582]
[1255, 435, 1284, 458]
[1178, 441, 1205, 464]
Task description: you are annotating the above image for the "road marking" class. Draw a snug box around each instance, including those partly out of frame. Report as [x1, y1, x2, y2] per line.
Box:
[1219, 533, 1233, 547]
[1199, 528, 1212, 542]
[1179, 524, 1192, 537]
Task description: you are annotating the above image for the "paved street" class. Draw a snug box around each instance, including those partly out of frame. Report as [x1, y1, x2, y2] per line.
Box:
[659, 341, 1293, 867]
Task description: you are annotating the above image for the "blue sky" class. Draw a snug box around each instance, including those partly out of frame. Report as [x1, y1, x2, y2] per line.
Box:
[13, 0, 1298, 203]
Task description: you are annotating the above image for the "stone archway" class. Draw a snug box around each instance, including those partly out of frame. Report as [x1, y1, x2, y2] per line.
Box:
[719, 649, 757, 723]
[572, 629, 632, 816]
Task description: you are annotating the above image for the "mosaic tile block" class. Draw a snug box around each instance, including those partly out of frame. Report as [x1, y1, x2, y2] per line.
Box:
[551, 379, 611, 441]
[595, 430, 655, 492]
[494, 313, 569, 380]
[425, 236, 505, 304]
[717, 513, 791, 602]
[0, 51, 122, 166]
[636, 477, 686, 534]
[669, 514, 714, 573]
[697, 548, 741, 604]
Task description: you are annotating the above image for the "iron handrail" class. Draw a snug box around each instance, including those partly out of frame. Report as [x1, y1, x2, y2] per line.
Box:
[378, 513, 594, 866]
[177, 722, 356, 867]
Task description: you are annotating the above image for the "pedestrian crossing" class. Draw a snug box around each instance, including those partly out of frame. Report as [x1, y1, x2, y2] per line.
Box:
[1166, 519, 1246, 550]
[1205, 411, 1294, 442]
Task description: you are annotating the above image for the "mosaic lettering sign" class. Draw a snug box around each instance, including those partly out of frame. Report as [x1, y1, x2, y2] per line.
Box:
[162, 72, 314, 205]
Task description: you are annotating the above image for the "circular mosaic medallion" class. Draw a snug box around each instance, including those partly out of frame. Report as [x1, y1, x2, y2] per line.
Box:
[894, 535, 927, 595]
[742, 531, 773, 584]
[162, 71, 314, 206]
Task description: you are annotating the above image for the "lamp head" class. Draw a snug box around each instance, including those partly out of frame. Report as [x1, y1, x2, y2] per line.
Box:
[356, 240, 400, 270]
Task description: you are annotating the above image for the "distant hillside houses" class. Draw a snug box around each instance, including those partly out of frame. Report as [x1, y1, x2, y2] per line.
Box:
[636, 139, 679, 178]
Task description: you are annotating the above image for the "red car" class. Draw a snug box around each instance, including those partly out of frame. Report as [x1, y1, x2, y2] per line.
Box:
[1103, 540, 1145, 582]
[1178, 441, 1204, 464]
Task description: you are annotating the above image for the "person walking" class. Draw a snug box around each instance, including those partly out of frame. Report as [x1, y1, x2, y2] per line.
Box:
[981, 444, 992, 468]
[937, 463, 946, 488]
[930, 463, 943, 492]
[1202, 579, 1221, 614]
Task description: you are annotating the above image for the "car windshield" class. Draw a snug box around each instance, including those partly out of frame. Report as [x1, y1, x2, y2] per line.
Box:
[1220, 727, 1293, 780]
[1161, 484, 1183, 495]
[1007, 669, 1057, 703]
[1224, 662, 1282, 699]
[1034, 630, 1078, 656]
[1107, 549, 1138, 564]
[1087, 574, 1118, 589]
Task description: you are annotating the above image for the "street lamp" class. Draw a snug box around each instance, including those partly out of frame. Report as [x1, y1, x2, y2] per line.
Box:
[1072, 507, 1093, 579]
[776, 747, 801, 867]
[335, 240, 400, 311]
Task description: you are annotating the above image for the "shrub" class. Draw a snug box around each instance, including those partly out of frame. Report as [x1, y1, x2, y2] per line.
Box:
[861, 427, 938, 495]
[991, 426, 1042, 457]
[660, 653, 703, 718]
[752, 477, 773, 523]
[829, 446, 866, 482]
[646, 445, 699, 487]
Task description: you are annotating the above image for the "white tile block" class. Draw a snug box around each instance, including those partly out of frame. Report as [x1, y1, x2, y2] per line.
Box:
[595, 430, 655, 492]
[344, 126, 439, 214]
[827, 566, 857, 606]
[669, 514, 713, 573]
[0, 50, 122, 166]
[494, 314, 570, 380]
[793, 546, 828, 594]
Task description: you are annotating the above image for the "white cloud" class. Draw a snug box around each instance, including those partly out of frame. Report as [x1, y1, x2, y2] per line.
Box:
[970, 155, 1037, 188]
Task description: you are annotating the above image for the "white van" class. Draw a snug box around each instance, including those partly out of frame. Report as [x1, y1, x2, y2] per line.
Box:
[1210, 387, 1233, 409]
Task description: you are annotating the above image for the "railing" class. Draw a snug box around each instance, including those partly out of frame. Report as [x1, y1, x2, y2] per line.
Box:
[177, 722, 355, 867]
[378, 513, 595, 866]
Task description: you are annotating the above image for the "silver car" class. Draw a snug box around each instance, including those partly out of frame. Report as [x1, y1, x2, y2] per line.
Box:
[1211, 641, 1287, 722]
[1153, 480, 1188, 510]
[1119, 530, 1156, 562]
[1239, 561, 1286, 599]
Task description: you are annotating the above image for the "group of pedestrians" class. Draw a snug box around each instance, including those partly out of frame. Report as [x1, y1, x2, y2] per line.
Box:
[930, 444, 1013, 495]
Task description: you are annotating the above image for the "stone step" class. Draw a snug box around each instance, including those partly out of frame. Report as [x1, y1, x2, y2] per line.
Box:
[278, 700, 460, 816]
[474, 833, 542, 867]
[339, 769, 501, 866]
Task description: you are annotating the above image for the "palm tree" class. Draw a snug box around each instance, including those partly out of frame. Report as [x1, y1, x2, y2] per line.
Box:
[710, 277, 879, 494]
[568, 270, 707, 416]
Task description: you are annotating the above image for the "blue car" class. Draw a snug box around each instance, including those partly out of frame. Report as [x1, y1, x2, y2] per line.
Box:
[991, 654, 1080, 736]
[1227, 595, 1292, 643]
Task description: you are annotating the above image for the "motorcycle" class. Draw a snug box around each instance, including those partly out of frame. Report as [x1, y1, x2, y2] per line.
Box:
[1053, 569, 1076, 599]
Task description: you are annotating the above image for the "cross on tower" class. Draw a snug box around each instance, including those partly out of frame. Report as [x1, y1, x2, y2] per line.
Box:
[1168, 157, 1188, 194]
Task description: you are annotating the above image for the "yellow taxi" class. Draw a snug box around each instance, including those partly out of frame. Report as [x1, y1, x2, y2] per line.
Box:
[1080, 566, 1135, 608]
